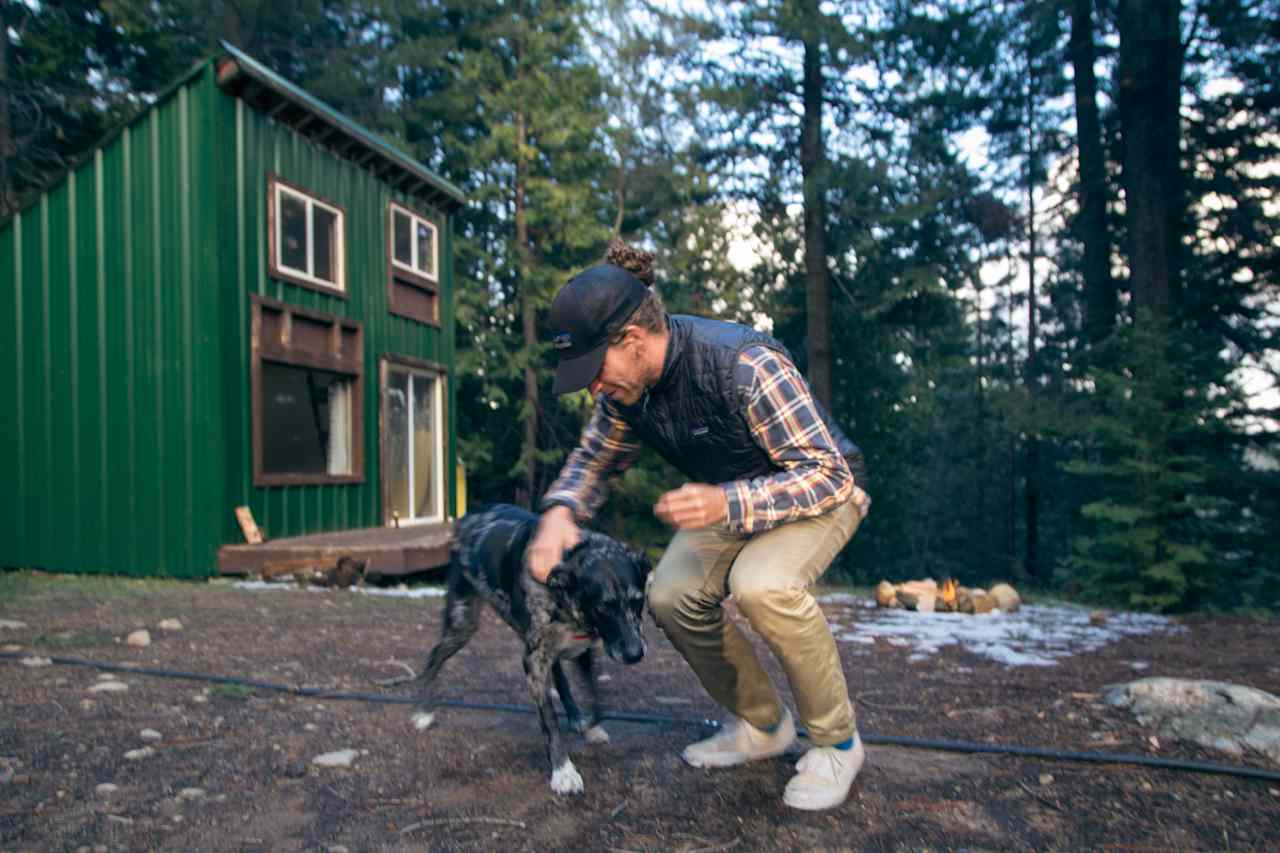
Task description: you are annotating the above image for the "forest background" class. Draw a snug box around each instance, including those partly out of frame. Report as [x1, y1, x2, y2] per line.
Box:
[3, 0, 1277, 613]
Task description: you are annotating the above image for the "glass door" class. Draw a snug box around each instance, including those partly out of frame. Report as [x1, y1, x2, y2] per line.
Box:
[383, 362, 444, 525]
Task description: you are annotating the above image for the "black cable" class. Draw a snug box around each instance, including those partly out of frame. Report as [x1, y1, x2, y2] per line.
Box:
[5, 650, 1279, 783]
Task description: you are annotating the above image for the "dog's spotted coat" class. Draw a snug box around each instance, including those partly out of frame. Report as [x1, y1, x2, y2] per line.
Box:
[412, 504, 650, 795]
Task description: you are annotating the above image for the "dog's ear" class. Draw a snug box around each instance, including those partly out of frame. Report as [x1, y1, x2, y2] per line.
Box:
[547, 568, 576, 595]
[561, 540, 590, 565]
[630, 547, 652, 581]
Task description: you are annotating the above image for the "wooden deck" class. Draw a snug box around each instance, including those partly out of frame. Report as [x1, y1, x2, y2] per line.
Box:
[217, 521, 454, 578]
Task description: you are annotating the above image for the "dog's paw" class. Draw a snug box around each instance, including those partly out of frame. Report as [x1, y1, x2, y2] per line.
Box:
[584, 724, 610, 745]
[549, 759, 584, 795]
[411, 711, 435, 732]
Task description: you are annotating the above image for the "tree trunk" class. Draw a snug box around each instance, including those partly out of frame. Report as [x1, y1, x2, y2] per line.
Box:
[799, 3, 831, 407]
[1069, 0, 1114, 346]
[0, 12, 12, 217]
[1117, 0, 1184, 323]
[516, 109, 537, 510]
[1025, 47, 1041, 582]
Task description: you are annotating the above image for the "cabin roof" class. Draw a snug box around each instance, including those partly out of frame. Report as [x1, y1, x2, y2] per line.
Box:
[215, 42, 466, 212]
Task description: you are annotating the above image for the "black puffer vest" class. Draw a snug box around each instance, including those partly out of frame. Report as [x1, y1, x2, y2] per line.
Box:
[610, 315, 868, 491]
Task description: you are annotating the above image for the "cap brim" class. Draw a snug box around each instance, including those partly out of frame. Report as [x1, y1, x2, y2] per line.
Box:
[552, 342, 608, 395]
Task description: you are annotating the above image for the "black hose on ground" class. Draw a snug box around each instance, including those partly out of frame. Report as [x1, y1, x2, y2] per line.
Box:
[5, 651, 1280, 784]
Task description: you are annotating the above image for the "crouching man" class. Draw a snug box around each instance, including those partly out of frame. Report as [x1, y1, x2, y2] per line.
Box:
[528, 240, 872, 811]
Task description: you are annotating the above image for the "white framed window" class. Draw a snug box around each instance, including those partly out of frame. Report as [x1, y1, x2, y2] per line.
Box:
[268, 175, 346, 295]
[389, 202, 438, 282]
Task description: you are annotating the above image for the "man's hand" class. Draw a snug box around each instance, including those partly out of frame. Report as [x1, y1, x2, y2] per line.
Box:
[654, 483, 728, 529]
[528, 505, 581, 583]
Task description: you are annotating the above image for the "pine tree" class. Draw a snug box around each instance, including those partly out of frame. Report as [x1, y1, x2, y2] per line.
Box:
[392, 0, 613, 508]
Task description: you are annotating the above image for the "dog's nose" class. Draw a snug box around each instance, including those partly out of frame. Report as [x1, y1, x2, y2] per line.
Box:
[621, 641, 644, 664]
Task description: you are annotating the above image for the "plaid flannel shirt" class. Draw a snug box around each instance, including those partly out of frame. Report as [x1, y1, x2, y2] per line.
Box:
[542, 345, 870, 534]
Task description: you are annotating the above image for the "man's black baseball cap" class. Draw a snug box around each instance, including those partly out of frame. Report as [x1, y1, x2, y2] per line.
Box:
[548, 264, 649, 395]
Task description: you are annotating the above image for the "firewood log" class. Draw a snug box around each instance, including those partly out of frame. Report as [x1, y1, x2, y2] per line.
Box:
[898, 579, 938, 597]
[989, 582, 1022, 612]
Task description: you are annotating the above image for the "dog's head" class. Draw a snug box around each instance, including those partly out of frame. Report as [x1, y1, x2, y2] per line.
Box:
[547, 535, 651, 665]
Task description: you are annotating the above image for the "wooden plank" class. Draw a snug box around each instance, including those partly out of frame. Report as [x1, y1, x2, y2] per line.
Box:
[217, 522, 454, 577]
[234, 506, 264, 544]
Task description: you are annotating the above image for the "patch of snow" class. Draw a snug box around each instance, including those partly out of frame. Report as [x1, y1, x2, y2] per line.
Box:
[823, 600, 1182, 668]
[233, 580, 446, 598]
[357, 585, 446, 600]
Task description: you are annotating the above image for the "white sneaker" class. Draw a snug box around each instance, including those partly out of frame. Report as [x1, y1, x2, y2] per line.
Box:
[783, 735, 866, 810]
[682, 708, 796, 768]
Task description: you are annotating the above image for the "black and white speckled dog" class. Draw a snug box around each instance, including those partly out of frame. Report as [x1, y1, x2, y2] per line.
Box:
[411, 503, 650, 795]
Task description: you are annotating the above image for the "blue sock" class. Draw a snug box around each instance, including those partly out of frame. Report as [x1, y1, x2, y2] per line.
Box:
[831, 737, 853, 751]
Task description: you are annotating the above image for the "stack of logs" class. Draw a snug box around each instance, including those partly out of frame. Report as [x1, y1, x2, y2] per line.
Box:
[875, 578, 1022, 614]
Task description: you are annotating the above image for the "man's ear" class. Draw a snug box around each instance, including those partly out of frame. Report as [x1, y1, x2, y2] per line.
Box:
[619, 323, 647, 352]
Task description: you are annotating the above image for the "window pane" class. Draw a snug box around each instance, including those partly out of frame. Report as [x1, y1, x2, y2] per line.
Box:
[385, 370, 410, 521]
[393, 210, 412, 267]
[261, 362, 352, 476]
[279, 192, 308, 273]
[412, 373, 439, 519]
[415, 221, 436, 277]
[313, 206, 337, 284]
[326, 381, 352, 475]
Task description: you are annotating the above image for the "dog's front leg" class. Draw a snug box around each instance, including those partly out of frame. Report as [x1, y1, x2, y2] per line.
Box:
[524, 642, 583, 795]
[571, 650, 610, 744]
[551, 661, 587, 734]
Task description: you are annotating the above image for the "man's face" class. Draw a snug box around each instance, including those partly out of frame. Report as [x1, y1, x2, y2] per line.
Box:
[587, 331, 648, 406]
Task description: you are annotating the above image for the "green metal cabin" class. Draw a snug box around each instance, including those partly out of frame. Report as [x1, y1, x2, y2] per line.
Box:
[0, 44, 466, 579]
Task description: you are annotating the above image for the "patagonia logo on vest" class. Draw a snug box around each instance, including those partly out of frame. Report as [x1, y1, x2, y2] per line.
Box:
[691, 425, 710, 437]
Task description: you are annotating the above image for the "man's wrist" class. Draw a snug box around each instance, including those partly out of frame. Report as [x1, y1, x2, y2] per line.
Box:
[720, 481, 749, 532]
[540, 498, 578, 519]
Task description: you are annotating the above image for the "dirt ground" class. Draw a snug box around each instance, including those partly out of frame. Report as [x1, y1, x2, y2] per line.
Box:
[2, 571, 1279, 853]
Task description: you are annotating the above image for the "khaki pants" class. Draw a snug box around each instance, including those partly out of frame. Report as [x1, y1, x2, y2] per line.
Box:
[648, 499, 862, 746]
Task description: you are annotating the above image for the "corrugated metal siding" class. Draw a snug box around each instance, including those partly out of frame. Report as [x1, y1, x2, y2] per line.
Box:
[225, 89, 455, 544]
[0, 68, 227, 577]
[0, 59, 457, 577]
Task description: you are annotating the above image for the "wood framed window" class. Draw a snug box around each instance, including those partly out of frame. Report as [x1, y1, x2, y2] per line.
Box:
[251, 295, 364, 486]
[380, 356, 447, 525]
[387, 201, 439, 325]
[268, 174, 347, 296]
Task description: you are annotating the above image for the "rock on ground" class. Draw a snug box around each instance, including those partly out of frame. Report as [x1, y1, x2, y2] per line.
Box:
[1105, 677, 1280, 765]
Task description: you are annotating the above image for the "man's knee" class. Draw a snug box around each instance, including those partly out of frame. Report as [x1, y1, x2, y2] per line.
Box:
[649, 575, 714, 628]
[730, 574, 804, 619]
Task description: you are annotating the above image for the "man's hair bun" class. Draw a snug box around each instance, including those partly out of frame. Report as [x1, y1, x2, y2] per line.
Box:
[604, 238, 655, 287]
